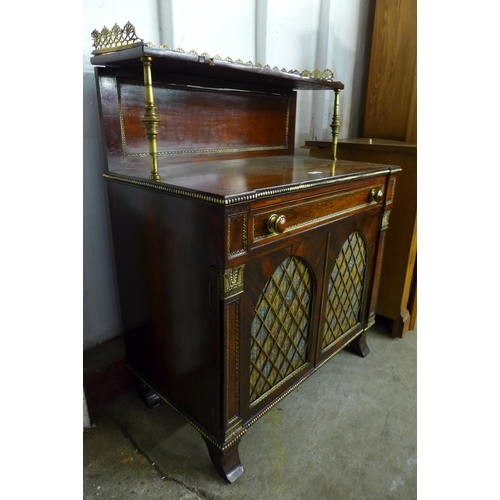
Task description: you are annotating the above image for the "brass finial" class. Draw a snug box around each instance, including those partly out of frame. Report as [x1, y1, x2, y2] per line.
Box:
[140, 56, 161, 182]
[330, 89, 341, 161]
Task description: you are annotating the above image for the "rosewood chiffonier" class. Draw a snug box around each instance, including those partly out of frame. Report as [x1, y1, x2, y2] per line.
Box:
[90, 23, 400, 482]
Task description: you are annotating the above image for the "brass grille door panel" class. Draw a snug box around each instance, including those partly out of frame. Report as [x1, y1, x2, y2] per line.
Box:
[249, 256, 312, 405]
[322, 232, 367, 349]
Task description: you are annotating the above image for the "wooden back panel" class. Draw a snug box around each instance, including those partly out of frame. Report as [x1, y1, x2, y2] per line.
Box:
[363, 0, 416, 142]
[95, 67, 296, 174]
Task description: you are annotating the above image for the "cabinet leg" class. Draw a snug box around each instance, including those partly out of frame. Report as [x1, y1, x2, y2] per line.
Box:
[203, 437, 244, 483]
[138, 383, 161, 409]
[392, 309, 411, 339]
[348, 332, 370, 357]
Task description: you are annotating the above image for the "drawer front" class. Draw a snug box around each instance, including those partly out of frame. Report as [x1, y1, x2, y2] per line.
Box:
[251, 180, 385, 246]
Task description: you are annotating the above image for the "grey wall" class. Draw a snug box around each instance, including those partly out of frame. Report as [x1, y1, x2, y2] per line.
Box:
[83, 71, 121, 350]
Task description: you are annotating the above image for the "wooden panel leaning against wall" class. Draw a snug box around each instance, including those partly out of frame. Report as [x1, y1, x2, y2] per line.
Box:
[363, 0, 417, 143]
[303, 0, 417, 338]
[362, 0, 417, 337]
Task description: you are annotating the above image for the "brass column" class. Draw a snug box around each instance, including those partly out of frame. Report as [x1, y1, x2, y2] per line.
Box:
[141, 56, 161, 181]
[330, 89, 341, 161]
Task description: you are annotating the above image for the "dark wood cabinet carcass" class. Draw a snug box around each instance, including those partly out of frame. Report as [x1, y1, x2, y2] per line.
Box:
[90, 23, 400, 483]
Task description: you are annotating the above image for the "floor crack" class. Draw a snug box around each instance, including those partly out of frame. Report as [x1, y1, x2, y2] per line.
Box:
[114, 419, 212, 500]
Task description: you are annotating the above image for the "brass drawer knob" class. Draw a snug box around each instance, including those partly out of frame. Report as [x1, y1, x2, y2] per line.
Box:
[369, 188, 383, 203]
[267, 214, 287, 234]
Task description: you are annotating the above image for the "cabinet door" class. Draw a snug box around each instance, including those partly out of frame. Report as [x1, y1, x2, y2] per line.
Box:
[317, 211, 381, 364]
[240, 232, 327, 420]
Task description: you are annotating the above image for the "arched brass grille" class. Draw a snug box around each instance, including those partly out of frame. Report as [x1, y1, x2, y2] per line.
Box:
[249, 256, 312, 404]
[322, 232, 367, 349]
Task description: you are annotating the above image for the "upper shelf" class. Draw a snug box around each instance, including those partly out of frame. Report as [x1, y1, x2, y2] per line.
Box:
[90, 22, 344, 92]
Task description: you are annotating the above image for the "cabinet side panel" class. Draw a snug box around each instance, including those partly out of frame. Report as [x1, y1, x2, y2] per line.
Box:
[106, 180, 223, 433]
[95, 68, 123, 167]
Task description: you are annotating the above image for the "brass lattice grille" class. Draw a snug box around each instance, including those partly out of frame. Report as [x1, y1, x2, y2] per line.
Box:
[249, 256, 312, 404]
[322, 232, 367, 349]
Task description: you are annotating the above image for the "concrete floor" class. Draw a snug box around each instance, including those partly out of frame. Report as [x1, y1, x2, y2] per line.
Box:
[83, 321, 417, 499]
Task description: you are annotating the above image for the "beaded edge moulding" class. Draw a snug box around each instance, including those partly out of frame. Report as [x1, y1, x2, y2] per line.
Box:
[91, 21, 337, 82]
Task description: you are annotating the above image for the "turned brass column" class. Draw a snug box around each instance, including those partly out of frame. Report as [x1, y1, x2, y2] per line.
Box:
[141, 56, 161, 181]
[330, 89, 341, 161]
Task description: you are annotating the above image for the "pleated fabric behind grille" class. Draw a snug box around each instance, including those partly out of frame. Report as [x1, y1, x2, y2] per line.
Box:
[322, 231, 367, 349]
[249, 256, 312, 405]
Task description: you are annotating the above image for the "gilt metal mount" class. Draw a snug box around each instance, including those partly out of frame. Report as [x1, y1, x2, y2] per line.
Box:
[91, 22, 338, 82]
[91, 21, 145, 54]
[219, 265, 245, 298]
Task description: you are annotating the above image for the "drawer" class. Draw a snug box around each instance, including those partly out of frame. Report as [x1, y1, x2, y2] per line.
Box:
[251, 180, 386, 246]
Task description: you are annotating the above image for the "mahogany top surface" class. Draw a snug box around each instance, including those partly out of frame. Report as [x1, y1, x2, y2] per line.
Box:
[91, 46, 344, 92]
[106, 156, 400, 202]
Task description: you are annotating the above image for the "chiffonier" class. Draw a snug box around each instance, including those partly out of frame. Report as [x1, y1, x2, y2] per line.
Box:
[90, 23, 400, 483]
